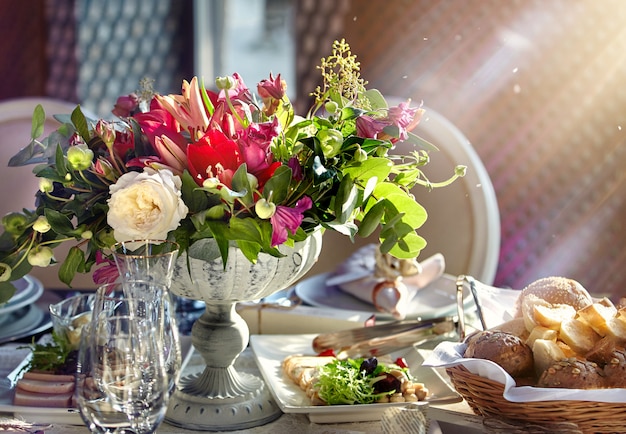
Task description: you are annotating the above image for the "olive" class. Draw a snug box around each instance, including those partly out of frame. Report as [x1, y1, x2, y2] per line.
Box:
[373, 372, 401, 394]
[359, 357, 378, 375]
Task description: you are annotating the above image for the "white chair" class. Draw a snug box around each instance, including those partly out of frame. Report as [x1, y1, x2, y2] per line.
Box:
[0, 97, 99, 289]
[307, 105, 501, 285]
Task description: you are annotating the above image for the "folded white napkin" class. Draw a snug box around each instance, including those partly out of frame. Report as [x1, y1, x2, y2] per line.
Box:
[327, 244, 445, 319]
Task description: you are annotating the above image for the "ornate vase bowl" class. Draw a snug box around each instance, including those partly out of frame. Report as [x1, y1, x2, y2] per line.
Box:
[164, 229, 322, 431]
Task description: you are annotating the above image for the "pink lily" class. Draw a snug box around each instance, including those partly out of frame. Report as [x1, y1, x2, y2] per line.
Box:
[156, 76, 210, 140]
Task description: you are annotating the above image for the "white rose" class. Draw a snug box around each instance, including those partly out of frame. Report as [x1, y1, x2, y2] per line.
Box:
[107, 168, 189, 242]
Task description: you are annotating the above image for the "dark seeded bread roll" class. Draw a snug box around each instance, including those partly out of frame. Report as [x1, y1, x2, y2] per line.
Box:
[602, 348, 626, 388]
[464, 330, 534, 378]
[537, 358, 605, 389]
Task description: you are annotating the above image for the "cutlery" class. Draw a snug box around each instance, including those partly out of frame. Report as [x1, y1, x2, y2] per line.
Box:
[312, 316, 459, 355]
[334, 319, 457, 359]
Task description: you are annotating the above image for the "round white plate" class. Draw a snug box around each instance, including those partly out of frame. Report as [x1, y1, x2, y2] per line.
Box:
[0, 305, 45, 344]
[0, 275, 44, 317]
[294, 272, 473, 320]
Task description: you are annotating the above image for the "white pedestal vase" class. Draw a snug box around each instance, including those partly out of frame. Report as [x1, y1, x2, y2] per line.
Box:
[164, 229, 322, 431]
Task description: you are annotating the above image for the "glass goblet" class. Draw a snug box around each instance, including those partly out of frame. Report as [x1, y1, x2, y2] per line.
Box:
[94, 314, 170, 434]
[94, 281, 182, 393]
[75, 321, 134, 434]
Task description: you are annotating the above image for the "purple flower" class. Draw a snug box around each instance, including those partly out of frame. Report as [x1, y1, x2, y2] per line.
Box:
[270, 196, 312, 246]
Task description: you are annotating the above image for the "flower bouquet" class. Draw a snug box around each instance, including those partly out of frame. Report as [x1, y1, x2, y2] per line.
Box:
[0, 39, 464, 303]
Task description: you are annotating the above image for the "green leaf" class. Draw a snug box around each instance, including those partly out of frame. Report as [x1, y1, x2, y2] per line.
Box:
[387, 232, 426, 259]
[231, 164, 253, 205]
[205, 220, 230, 267]
[343, 157, 392, 184]
[357, 199, 386, 238]
[44, 209, 76, 236]
[263, 165, 292, 204]
[363, 88, 387, 110]
[71, 106, 90, 142]
[334, 174, 359, 224]
[59, 246, 85, 287]
[373, 183, 427, 230]
[0, 281, 16, 304]
[31, 105, 46, 139]
[235, 240, 261, 263]
[180, 171, 209, 212]
[54, 144, 68, 178]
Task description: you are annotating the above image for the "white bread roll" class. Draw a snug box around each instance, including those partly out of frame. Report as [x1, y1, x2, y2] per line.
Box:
[514, 276, 593, 318]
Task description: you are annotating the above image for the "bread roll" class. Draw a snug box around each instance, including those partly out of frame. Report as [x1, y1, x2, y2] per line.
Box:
[537, 358, 605, 389]
[514, 276, 593, 318]
[464, 330, 534, 378]
[602, 348, 626, 387]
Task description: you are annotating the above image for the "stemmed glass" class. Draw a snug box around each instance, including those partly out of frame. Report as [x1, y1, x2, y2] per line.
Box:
[112, 239, 203, 334]
[76, 281, 175, 434]
[94, 281, 182, 393]
[79, 314, 170, 434]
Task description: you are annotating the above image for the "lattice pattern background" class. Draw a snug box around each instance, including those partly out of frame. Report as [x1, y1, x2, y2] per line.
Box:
[74, 0, 193, 117]
[297, 0, 626, 299]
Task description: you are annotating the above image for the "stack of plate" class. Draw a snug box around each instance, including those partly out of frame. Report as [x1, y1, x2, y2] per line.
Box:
[0, 276, 48, 343]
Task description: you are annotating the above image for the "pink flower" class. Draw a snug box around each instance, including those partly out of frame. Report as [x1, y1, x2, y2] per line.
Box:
[356, 115, 389, 139]
[270, 196, 312, 246]
[387, 102, 424, 140]
[156, 77, 210, 140]
[237, 118, 280, 174]
[287, 157, 303, 181]
[257, 73, 286, 100]
[92, 251, 119, 284]
[112, 93, 139, 117]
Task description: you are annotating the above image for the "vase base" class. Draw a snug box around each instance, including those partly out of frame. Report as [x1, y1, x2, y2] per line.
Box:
[164, 375, 282, 431]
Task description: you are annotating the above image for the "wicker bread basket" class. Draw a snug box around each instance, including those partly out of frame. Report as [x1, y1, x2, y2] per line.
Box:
[446, 364, 626, 434]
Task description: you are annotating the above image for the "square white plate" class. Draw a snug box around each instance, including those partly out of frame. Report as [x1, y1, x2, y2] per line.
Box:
[249, 334, 461, 423]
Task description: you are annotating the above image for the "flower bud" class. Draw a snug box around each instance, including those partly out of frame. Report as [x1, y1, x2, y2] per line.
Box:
[38, 178, 54, 193]
[255, 198, 276, 219]
[215, 75, 236, 90]
[95, 120, 116, 147]
[325, 101, 338, 114]
[317, 129, 344, 158]
[455, 165, 467, 177]
[81, 230, 93, 240]
[2, 213, 28, 234]
[28, 246, 54, 267]
[0, 263, 11, 282]
[67, 144, 94, 171]
[353, 146, 368, 162]
[33, 216, 51, 233]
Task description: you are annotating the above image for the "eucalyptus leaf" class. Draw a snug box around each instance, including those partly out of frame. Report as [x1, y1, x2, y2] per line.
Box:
[59, 246, 86, 287]
[70, 106, 90, 142]
[31, 105, 46, 139]
[357, 199, 386, 238]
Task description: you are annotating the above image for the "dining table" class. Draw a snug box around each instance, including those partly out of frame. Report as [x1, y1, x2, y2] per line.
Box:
[0, 289, 488, 434]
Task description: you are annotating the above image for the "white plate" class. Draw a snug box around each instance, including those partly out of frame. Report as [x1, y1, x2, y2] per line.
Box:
[0, 275, 44, 317]
[295, 273, 473, 320]
[0, 335, 194, 426]
[249, 334, 461, 424]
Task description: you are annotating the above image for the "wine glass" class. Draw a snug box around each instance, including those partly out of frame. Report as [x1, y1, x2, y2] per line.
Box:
[111, 240, 178, 285]
[112, 239, 204, 334]
[76, 319, 132, 434]
[94, 281, 182, 393]
[94, 314, 170, 434]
